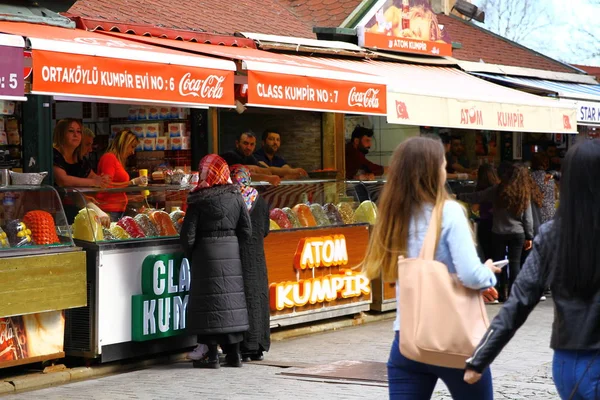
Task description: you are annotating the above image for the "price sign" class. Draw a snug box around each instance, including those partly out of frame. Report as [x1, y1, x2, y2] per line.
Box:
[0, 45, 24, 99]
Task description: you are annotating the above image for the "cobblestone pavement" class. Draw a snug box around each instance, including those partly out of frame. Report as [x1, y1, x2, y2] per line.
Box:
[6, 301, 557, 399]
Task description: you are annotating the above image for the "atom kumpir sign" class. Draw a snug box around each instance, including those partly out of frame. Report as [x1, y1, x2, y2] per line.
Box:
[132, 253, 191, 342]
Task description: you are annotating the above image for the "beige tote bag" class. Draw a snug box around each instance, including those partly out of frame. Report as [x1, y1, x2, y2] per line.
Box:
[398, 203, 490, 369]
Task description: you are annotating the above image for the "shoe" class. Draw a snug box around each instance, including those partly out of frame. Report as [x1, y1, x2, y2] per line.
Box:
[540, 296, 547, 301]
[193, 355, 219, 369]
[225, 353, 243, 367]
[242, 351, 264, 362]
[187, 344, 208, 361]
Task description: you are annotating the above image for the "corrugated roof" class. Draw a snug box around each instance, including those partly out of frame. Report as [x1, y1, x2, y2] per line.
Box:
[68, 0, 315, 38]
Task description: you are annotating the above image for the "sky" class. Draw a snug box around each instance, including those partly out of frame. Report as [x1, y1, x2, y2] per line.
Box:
[472, 0, 600, 66]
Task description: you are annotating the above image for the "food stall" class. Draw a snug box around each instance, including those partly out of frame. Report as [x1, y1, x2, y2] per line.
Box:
[0, 185, 86, 368]
[258, 180, 376, 327]
[62, 185, 195, 362]
[0, 32, 88, 369]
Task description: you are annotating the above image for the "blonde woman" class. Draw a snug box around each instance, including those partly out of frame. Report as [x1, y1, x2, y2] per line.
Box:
[53, 118, 110, 226]
[96, 130, 147, 221]
[361, 136, 500, 399]
[53, 119, 108, 188]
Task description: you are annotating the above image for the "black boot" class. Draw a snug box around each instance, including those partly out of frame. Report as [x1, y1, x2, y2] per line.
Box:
[225, 343, 243, 367]
[193, 345, 219, 369]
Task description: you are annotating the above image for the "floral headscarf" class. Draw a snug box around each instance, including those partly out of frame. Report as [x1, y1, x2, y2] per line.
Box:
[192, 154, 232, 192]
[230, 164, 258, 211]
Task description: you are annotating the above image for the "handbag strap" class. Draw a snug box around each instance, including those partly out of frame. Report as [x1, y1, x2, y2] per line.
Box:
[418, 202, 443, 261]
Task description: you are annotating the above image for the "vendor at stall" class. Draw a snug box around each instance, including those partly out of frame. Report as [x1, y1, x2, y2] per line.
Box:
[220, 131, 281, 186]
[345, 126, 387, 180]
[96, 130, 148, 221]
[254, 129, 308, 179]
[53, 118, 111, 226]
[446, 136, 474, 175]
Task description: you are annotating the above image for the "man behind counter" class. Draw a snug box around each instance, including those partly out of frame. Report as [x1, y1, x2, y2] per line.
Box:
[446, 136, 474, 175]
[345, 126, 387, 180]
[220, 131, 281, 186]
[254, 129, 308, 179]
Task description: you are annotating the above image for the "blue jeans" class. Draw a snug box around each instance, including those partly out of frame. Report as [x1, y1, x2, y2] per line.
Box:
[553, 349, 600, 399]
[388, 332, 494, 399]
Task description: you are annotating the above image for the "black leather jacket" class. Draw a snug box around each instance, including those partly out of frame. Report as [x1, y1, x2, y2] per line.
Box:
[466, 220, 600, 373]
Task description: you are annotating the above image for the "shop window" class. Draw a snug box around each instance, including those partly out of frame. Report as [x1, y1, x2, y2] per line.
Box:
[96, 103, 109, 119]
[82, 103, 92, 120]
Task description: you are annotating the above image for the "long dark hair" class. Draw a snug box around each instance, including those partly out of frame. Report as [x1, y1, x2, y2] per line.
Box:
[555, 140, 600, 299]
[496, 162, 531, 216]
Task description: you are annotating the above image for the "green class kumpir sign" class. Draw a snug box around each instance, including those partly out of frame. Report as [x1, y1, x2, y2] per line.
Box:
[132, 253, 191, 342]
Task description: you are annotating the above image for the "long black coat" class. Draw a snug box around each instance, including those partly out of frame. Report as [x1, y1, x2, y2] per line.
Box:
[180, 185, 252, 335]
[239, 195, 271, 353]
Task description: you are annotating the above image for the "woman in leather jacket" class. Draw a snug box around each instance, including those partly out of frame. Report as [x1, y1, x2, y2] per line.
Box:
[464, 140, 600, 399]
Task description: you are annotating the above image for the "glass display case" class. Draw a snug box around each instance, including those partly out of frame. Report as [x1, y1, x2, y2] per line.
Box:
[254, 180, 373, 328]
[60, 184, 190, 244]
[0, 185, 74, 257]
[256, 179, 378, 230]
[0, 185, 85, 369]
[60, 184, 195, 362]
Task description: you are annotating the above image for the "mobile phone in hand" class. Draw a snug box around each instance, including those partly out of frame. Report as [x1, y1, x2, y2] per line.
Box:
[492, 260, 509, 268]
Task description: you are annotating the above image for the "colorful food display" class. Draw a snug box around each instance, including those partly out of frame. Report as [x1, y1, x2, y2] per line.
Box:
[309, 204, 330, 226]
[23, 210, 60, 245]
[73, 208, 104, 242]
[149, 211, 178, 236]
[269, 219, 281, 230]
[0, 227, 9, 248]
[336, 202, 356, 224]
[116, 216, 146, 239]
[292, 204, 317, 227]
[354, 200, 378, 225]
[282, 207, 302, 228]
[134, 214, 159, 237]
[4, 220, 34, 247]
[323, 203, 344, 225]
[109, 224, 131, 240]
[169, 210, 185, 233]
[269, 208, 292, 229]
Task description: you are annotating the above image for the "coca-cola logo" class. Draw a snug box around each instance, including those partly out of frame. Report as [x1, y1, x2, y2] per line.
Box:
[348, 87, 380, 109]
[0, 321, 14, 347]
[179, 73, 225, 99]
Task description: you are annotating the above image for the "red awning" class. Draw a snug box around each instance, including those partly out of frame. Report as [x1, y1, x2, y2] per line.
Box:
[101, 32, 388, 115]
[0, 22, 237, 107]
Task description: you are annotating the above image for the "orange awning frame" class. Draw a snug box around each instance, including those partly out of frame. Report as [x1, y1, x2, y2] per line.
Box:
[0, 22, 237, 108]
[100, 32, 388, 116]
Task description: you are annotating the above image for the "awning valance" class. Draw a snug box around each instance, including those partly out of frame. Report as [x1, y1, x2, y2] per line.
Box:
[473, 73, 600, 126]
[101, 32, 388, 115]
[307, 58, 578, 134]
[0, 22, 237, 108]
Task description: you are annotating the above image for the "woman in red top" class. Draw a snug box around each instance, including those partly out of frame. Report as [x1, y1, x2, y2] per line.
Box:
[96, 130, 147, 221]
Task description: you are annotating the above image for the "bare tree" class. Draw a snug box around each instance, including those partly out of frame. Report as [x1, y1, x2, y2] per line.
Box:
[577, 0, 600, 60]
[476, 0, 552, 44]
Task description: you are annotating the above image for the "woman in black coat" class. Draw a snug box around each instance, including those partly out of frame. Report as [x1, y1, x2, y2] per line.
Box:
[230, 165, 271, 362]
[180, 155, 252, 369]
